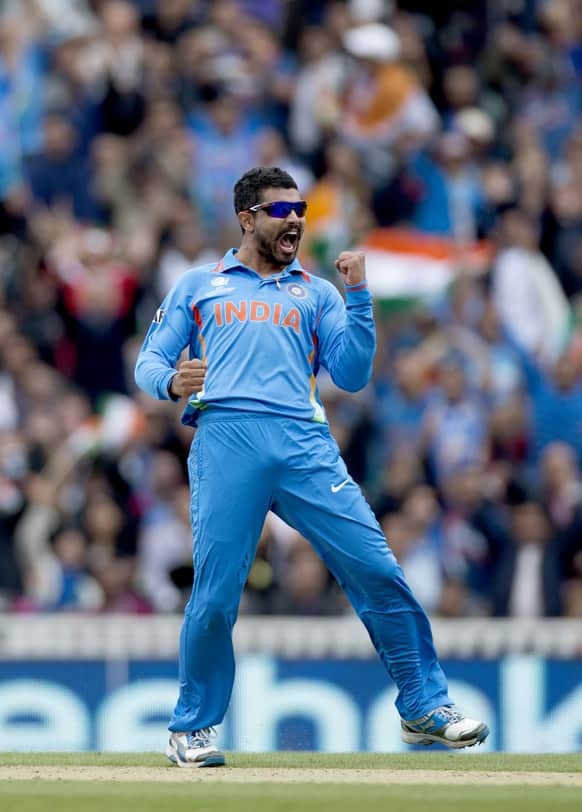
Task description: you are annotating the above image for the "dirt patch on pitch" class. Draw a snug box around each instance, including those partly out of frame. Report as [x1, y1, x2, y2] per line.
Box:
[1, 766, 581, 786]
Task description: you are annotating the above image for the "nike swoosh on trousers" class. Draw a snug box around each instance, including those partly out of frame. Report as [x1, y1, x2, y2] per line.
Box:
[331, 479, 350, 493]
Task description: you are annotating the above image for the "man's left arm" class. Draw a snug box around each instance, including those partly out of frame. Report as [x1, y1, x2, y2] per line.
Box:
[315, 251, 376, 392]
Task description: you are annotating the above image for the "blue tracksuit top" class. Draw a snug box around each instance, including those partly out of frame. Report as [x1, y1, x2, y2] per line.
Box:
[134, 249, 375, 425]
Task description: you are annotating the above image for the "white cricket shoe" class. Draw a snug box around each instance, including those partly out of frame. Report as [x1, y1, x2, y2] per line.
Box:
[401, 705, 489, 749]
[166, 727, 225, 767]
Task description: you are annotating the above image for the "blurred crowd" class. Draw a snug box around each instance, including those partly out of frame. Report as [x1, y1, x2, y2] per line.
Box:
[0, 0, 581, 618]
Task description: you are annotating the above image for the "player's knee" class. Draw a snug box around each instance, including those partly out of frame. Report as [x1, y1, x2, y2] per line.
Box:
[357, 551, 403, 600]
[191, 597, 234, 633]
[369, 549, 401, 582]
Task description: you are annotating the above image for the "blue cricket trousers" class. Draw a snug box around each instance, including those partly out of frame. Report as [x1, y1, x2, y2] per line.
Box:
[169, 413, 451, 732]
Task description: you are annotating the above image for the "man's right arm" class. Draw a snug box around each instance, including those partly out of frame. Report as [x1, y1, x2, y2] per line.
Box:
[134, 280, 195, 401]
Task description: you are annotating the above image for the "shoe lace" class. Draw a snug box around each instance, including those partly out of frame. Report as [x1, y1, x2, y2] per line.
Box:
[436, 706, 464, 724]
[187, 726, 217, 748]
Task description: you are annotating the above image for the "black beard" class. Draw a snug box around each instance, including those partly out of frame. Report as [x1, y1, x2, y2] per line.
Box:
[255, 230, 297, 267]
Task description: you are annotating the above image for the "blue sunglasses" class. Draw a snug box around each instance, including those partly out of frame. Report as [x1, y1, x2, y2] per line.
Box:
[247, 200, 307, 218]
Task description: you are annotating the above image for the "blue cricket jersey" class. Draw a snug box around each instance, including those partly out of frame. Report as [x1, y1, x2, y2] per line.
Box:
[134, 249, 375, 425]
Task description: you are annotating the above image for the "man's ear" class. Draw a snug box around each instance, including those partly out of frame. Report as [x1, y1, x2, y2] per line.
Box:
[238, 211, 254, 233]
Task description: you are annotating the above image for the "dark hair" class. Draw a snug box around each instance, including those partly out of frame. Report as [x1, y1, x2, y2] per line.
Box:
[233, 166, 297, 213]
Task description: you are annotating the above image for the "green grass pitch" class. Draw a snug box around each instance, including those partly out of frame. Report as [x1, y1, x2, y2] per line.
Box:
[1, 753, 581, 812]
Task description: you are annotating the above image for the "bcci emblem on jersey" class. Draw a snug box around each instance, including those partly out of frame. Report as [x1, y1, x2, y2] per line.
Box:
[287, 283, 307, 299]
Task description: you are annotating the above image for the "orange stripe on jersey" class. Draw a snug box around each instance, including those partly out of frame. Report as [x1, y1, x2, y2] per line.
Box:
[314, 305, 323, 330]
[198, 333, 207, 365]
[192, 304, 207, 366]
[307, 332, 325, 423]
[308, 331, 318, 366]
[192, 304, 203, 330]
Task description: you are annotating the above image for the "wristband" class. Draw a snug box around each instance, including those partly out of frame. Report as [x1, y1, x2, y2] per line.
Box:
[167, 373, 179, 401]
[344, 280, 368, 293]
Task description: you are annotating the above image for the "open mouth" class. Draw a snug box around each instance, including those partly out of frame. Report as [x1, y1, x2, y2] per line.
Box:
[278, 230, 300, 255]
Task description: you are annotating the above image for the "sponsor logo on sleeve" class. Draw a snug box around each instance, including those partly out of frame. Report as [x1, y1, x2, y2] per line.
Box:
[153, 308, 165, 324]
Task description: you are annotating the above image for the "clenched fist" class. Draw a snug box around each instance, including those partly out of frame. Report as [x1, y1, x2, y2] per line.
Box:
[169, 358, 207, 399]
[334, 251, 366, 287]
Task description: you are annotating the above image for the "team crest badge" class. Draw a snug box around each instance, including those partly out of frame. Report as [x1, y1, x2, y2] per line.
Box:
[287, 283, 307, 299]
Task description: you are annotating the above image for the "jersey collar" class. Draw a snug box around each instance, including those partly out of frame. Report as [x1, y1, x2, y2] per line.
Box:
[216, 248, 305, 276]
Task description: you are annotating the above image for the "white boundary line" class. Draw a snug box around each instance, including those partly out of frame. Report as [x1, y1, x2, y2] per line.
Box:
[1, 766, 581, 785]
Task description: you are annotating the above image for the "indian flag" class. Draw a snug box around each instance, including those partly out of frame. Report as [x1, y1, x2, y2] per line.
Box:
[361, 227, 493, 310]
[66, 395, 147, 460]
